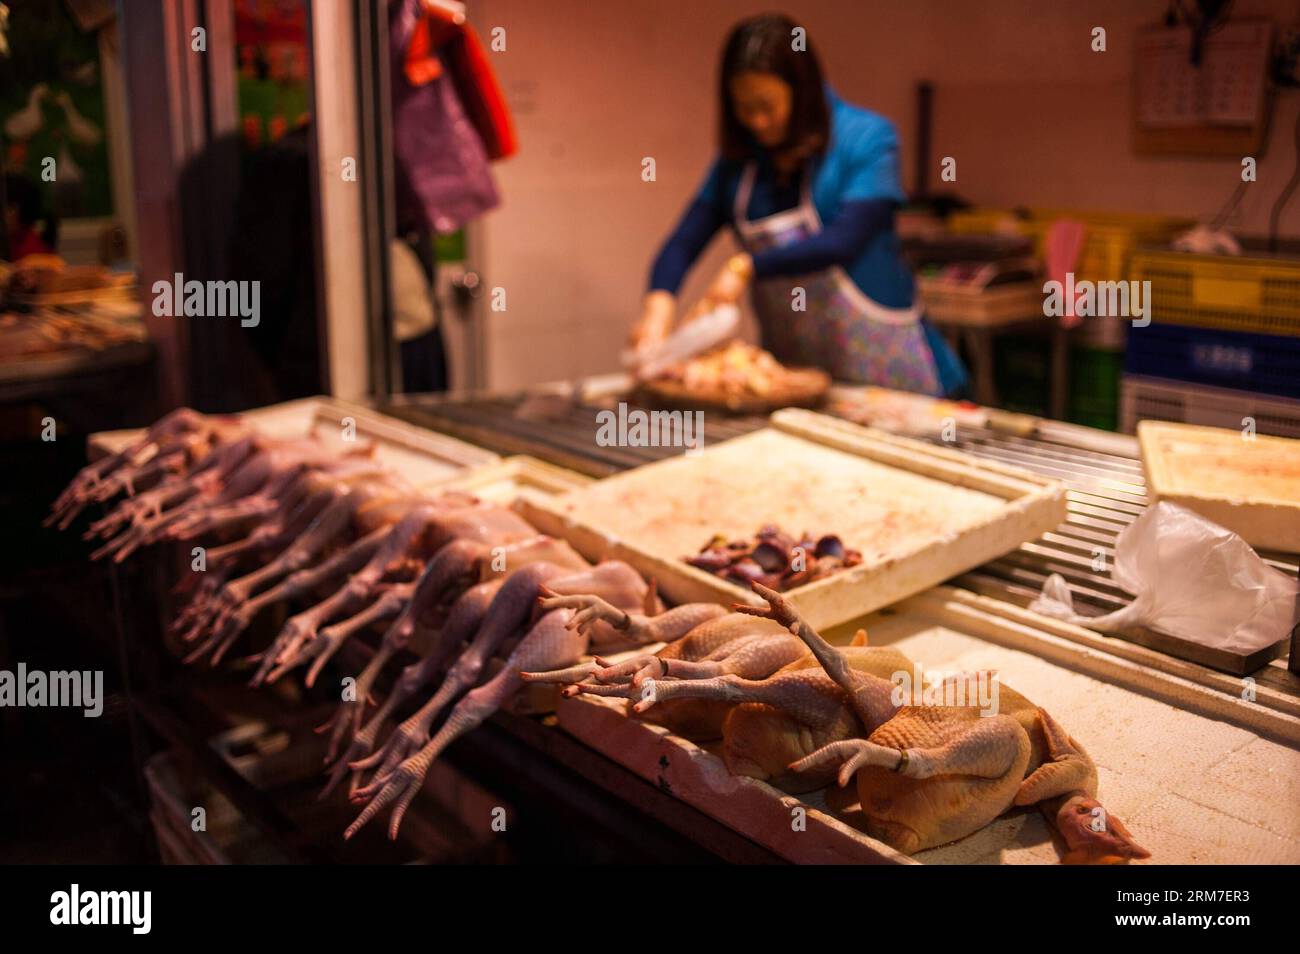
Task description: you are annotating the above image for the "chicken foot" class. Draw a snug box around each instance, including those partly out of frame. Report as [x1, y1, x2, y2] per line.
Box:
[345, 561, 588, 790]
[296, 583, 418, 688]
[741, 582, 1149, 860]
[323, 535, 587, 760]
[348, 574, 721, 839]
[184, 523, 390, 665]
[48, 408, 234, 528]
[177, 470, 422, 659]
[345, 609, 580, 840]
[253, 503, 538, 685]
[319, 578, 506, 794]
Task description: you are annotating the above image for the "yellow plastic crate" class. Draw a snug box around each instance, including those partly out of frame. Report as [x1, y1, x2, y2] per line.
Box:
[1128, 248, 1300, 338]
[946, 208, 1027, 236]
[948, 208, 1193, 283]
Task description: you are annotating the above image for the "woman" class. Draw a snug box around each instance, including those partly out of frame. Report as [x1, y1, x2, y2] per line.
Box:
[631, 14, 965, 396]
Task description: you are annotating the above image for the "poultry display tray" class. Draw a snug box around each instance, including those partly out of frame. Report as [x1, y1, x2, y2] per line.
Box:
[517, 409, 1068, 630]
[1138, 420, 1300, 553]
[560, 586, 1300, 865]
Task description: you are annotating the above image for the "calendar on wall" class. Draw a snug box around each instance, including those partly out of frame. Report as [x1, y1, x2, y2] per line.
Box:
[1133, 19, 1273, 156]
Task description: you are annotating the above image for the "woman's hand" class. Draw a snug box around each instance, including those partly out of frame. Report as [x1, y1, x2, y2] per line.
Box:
[703, 254, 753, 308]
[629, 290, 676, 352]
[676, 254, 752, 326]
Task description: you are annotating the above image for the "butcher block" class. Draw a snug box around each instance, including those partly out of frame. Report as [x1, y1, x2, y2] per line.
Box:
[560, 586, 1300, 865]
[516, 408, 1068, 629]
[1138, 420, 1300, 554]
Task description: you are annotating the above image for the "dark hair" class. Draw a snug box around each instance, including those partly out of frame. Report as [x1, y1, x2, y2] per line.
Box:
[718, 13, 829, 163]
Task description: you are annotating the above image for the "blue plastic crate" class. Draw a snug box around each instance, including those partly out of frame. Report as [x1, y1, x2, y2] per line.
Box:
[1125, 322, 1300, 399]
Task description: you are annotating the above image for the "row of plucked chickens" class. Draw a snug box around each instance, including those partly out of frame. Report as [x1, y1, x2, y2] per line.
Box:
[49, 408, 1148, 861]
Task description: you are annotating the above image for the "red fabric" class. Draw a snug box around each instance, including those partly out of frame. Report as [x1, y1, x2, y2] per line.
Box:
[404, 10, 444, 84]
[405, 3, 517, 161]
[9, 225, 52, 261]
[448, 21, 517, 160]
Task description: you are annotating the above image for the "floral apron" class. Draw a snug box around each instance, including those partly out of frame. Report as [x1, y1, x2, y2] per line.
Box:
[734, 162, 942, 394]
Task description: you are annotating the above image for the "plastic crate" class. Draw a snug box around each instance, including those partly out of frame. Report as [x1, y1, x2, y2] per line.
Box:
[917, 277, 1043, 327]
[993, 335, 1050, 417]
[995, 337, 1124, 427]
[1130, 247, 1300, 337]
[1125, 321, 1300, 400]
[948, 208, 1192, 283]
[947, 208, 1028, 236]
[1120, 374, 1300, 439]
[1068, 346, 1123, 431]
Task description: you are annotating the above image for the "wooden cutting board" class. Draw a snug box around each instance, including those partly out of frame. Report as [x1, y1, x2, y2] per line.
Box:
[637, 366, 830, 414]
[516, 409, 1068, 629]
[1138, 420, 1300, 553]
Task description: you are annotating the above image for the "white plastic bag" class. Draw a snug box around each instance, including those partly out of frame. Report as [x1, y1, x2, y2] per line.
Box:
[1030, 502, 1300, 656]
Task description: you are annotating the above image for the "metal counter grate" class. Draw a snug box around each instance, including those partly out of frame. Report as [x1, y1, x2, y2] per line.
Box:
[384, 394, 1298, 675]
[385, 395, 769, 477]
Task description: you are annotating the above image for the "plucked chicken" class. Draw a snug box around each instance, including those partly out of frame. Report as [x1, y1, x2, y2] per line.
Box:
[532, 581, 1148, 863]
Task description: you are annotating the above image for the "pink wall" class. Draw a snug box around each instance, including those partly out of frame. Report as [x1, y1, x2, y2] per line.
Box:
[471, 0, 1300, 388]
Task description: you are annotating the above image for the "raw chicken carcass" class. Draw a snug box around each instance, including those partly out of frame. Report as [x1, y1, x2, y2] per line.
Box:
[86, 433, 383, 563]
[48, 408, 243, 530]
[320, 533, 589, 763]
[343, 563, 725, 839]
[524, 606, 797, 740]
[320, 576, 508, 795]
[736, 584, 1148, 861]
[248, 498, 540, 686]
[177, 473, 459, 667]
[47, 408, 552, 703]
[556, 582, 1147, 862]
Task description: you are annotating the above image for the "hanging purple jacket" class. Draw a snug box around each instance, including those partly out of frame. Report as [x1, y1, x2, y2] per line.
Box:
[390, 0, 499, 234]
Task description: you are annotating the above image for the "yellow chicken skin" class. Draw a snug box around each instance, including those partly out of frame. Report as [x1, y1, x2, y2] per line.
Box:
[539, 583, 1148, 863]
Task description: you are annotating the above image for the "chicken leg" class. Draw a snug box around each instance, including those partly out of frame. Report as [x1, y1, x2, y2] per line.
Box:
[319, 577, 507, 794]
[252, 502, 538, 685]
[345, 561, 612, 791]
[346, 564, 711, 838]
[743, 582, 1149, 860]
[323, 535, 588, 761]
[346, 576, 720, 839]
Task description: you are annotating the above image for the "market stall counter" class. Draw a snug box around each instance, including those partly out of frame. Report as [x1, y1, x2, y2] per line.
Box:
[58, 385, 1300, 864]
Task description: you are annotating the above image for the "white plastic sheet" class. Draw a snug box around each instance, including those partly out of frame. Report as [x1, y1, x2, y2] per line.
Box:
[1030, 502, 1300, 656]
